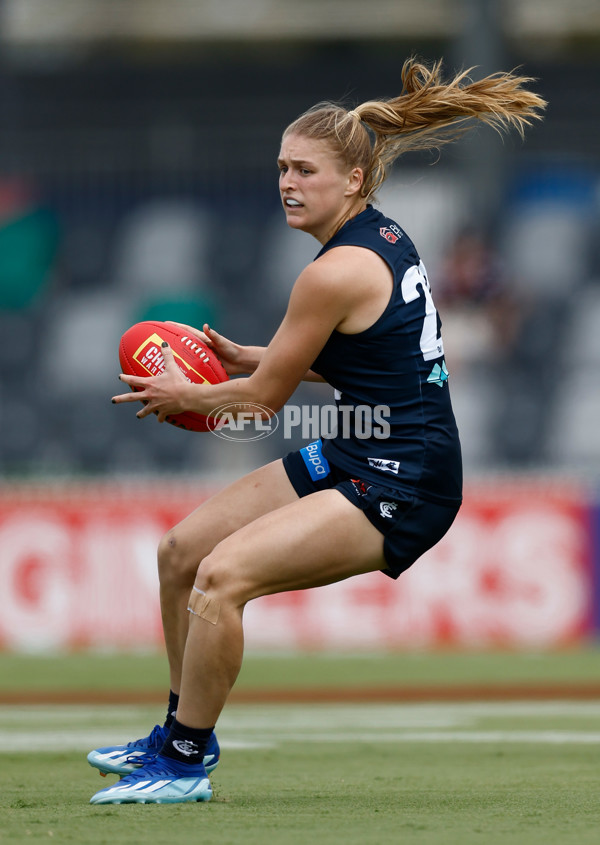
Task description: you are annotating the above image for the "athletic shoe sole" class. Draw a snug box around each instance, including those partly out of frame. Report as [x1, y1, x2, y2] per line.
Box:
[90, 776, 212, 804]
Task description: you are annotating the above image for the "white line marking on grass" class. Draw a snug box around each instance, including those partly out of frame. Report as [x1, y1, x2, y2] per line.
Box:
[3, 701, 600, 752]
[260, 731, 600, 745]
[4, 729, 599, 752]
[0, 731, 136, 752]
[0, 731, 274, 753]
[0, 706, 152, 723]
[219, 701, 600, 728]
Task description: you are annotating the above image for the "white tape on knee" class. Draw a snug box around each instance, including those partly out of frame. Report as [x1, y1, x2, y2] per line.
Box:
[187, 586, 220, 625]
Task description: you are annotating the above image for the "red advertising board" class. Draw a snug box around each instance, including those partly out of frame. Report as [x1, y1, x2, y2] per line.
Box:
[0, 479, 593, 651]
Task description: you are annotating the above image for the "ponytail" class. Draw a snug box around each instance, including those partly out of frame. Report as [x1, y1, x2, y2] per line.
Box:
[284, 58, 547, 201]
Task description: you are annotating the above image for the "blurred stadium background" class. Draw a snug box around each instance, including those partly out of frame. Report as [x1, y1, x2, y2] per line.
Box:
[0, 0, 599, 657]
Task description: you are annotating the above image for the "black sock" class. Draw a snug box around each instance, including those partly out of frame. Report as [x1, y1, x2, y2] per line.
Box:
[165, 690, 179, 728]
[160, 718, 214, 765]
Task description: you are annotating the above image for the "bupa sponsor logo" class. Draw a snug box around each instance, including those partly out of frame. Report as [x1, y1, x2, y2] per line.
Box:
[368, 457, 400, 474]
[301, 440, 331, 481]
[379, 224, 402, 244]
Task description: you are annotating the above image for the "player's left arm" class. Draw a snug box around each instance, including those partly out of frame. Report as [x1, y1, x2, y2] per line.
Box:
[166, 320, 326, 382]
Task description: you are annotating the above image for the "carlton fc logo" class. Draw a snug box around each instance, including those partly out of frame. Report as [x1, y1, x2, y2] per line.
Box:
[379, 225, 402, 244]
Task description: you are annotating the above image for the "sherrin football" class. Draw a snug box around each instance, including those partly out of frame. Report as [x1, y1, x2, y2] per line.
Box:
[118, 320, 229, 432]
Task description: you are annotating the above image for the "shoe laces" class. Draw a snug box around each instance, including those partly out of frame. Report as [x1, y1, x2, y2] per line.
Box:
[126, 751, 156, 767]
[126, 723, 166, 750]
[123, 754, 207, 781]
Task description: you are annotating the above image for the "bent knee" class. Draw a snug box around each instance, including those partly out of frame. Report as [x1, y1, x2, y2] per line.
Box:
[195, 547, 249, 606]
[157, 529, 177, 567]
[195, 549, 228, 593]
[157, 529, 200, 588]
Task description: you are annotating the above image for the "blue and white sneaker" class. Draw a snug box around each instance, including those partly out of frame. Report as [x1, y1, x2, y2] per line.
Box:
[89, 753, 212, 804]
[87, 725, 220, 776]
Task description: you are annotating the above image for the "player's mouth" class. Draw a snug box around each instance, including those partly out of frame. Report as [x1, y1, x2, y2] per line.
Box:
[283, 197, 303, 208]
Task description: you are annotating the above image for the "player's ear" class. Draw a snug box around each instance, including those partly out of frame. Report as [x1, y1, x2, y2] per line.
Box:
[345, 167, 364, 197]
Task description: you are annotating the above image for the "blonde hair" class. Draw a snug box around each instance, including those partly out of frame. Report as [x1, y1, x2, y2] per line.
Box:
[283, 58, 547, 201]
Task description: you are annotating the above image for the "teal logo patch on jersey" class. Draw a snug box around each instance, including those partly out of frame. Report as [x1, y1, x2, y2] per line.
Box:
[427, 359, 449, 387]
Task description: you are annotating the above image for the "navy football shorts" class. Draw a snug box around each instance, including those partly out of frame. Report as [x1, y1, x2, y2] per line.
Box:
[282, 440, 460, 580]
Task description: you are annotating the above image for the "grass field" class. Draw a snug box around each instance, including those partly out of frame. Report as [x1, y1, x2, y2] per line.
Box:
[1, 647, 600, 697]
[1, 650, 599, 844]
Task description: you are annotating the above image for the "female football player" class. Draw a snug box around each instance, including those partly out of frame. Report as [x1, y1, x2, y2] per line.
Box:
[90, 58, 545, 804]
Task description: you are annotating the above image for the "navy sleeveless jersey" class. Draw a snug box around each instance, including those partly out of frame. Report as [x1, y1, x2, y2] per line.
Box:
[311, 205, 462, 506]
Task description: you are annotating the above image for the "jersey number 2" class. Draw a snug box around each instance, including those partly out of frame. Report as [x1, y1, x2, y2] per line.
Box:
[401, 261, 444, 362]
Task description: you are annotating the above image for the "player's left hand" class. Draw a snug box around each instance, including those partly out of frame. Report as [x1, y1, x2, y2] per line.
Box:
[112, 342, 191, 422]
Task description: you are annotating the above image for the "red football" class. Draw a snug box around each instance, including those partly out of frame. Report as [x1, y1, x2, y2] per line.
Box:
[118, 320, 229, 432]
